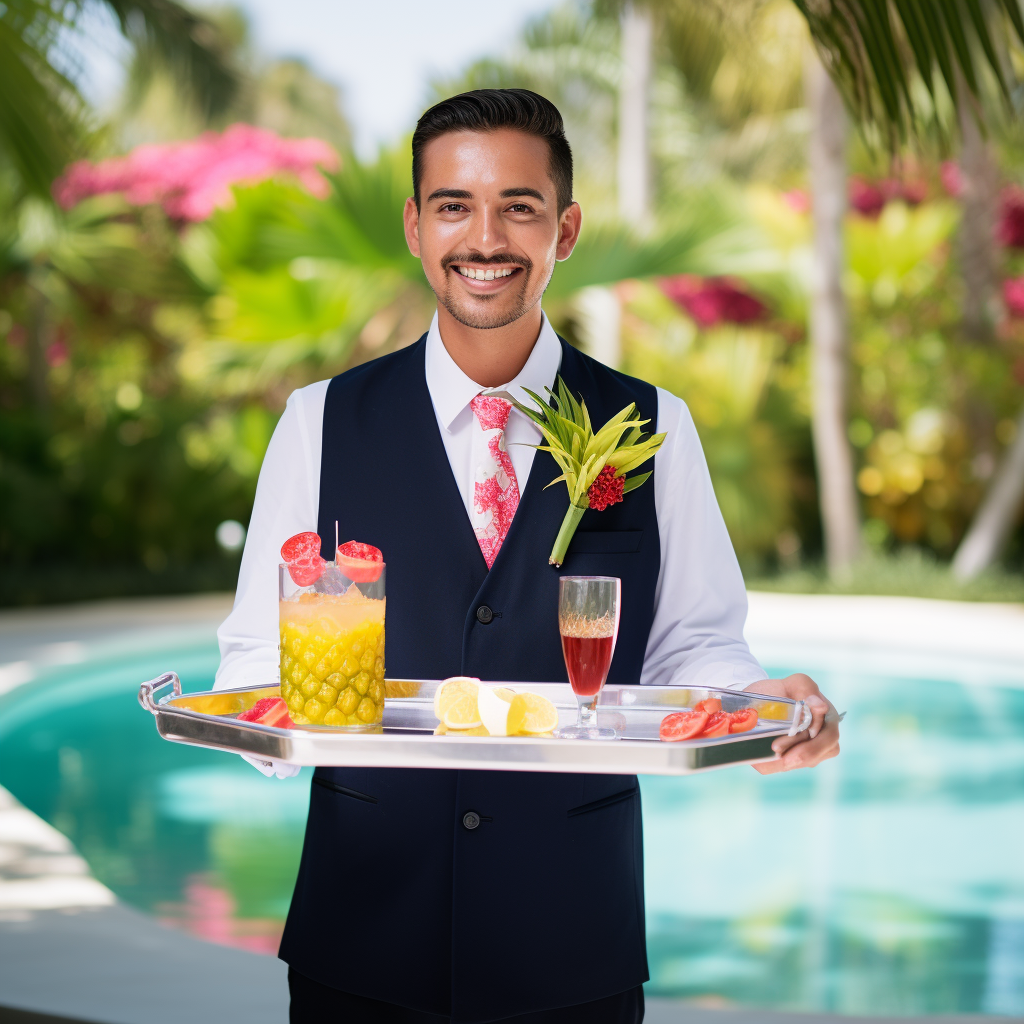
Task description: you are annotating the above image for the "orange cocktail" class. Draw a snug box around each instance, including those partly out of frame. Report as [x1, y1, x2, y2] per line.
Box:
[279, 565, 385, 728]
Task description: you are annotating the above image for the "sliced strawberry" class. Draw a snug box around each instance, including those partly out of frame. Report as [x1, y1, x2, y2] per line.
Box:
[336, 540, 383, 583]
[238, 696, 293, 728]
[287, 555, 325, 586]
[281, 531, 322, 563]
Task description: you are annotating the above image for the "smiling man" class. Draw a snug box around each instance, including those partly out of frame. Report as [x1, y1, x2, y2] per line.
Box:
[216, 89, 839, 1024]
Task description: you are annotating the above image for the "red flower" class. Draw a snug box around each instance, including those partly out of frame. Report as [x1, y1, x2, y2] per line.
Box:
[588, 465, 624, 511]
[660, 275, 766, 328]
[849, 175, 927, 218]
[998, 187, 1024, 249]
[1003, 277, 1024, 319]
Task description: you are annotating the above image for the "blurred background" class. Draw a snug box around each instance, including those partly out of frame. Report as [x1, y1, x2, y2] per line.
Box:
[2, 1, 1024, 1021]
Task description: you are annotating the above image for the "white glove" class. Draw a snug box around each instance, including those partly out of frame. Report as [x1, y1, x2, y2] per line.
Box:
[241, 753, 301, 779]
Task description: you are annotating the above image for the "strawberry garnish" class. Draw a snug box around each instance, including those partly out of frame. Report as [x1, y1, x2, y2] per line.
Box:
[281, 532, 325, 586]
[336, 540, 383, 583]
[238, 696, 293, 728]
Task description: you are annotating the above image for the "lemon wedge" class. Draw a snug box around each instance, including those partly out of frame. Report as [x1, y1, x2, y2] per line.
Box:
[442, 692, 483, 730]
[506, 692, 559, 735]
[434, 677, 479, 719]
[477, 684, 516, 736]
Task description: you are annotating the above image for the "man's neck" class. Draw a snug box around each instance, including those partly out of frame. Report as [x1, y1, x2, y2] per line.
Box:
[435, 303, 544, 388]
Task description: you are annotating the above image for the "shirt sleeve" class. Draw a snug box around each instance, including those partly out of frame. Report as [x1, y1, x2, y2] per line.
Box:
[641, 388, 768, 690]
[214, 381, 328, 691]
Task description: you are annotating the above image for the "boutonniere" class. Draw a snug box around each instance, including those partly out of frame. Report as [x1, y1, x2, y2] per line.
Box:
[512, 376, 666, 566]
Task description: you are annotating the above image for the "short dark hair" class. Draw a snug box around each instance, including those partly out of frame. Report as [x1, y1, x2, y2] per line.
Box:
[412, 89, 573, 213]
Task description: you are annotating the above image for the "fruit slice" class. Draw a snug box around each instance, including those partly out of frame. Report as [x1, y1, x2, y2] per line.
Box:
[442, 693, 483, 730]
[337, 541, 383, 583]
[433, 677, 480, 719]
[238, 696, 293, 729]
[435, 723, 489, 736]
[281, 532, 321, 562]
[695, 697, 722, 714]
[728, 707, 758, 733]
[287, 555, 326, 586]
[477, 684, 515, 736]
[506, 692, 559, 735]
[659, 710, 709, 742]
[702, 711, 731, 738]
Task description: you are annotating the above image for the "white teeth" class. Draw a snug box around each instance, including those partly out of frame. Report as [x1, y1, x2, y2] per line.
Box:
[485, 270, 495, 280]
[457, 266, 516, 280]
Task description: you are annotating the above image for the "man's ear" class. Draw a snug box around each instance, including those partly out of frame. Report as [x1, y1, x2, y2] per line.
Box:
[403, 197, 421, 258]
[555, 202, 582, 262]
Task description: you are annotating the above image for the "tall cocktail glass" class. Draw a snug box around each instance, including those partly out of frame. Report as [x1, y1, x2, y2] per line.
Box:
[278, 561, 386, 729]
[554, 575, 620, 740]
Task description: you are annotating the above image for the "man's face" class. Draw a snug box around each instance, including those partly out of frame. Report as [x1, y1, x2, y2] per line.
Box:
[404, 129, 581, 330]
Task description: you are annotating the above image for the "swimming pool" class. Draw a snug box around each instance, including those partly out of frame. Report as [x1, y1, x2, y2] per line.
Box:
[1, 638, 1022, 1015]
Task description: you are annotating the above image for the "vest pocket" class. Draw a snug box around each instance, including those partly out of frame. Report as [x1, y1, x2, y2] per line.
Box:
[568, 530, 643, 554]
[313, 775, 378, 804]
[567, 786, 638, 818]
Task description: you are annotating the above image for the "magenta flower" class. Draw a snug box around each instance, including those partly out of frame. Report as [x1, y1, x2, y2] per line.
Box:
[997, 187, 1024, 250]
[940, 161, 963, 198]
[53, 124, 339, 222]
[848, 175, 927, 218]
[660, 275, 767, 328]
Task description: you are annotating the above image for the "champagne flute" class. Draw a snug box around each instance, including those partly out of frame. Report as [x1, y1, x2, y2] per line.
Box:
[555, 576, 620, 740]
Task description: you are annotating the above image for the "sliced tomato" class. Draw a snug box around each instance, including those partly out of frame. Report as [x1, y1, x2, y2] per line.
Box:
[659, 710, 709, 742]
[728, 707, 758, 733]
[702, 711, 731, 738]
[336, 540, 384, 583]
[695, 697, 722, 714]
[281, 531, 322, 563]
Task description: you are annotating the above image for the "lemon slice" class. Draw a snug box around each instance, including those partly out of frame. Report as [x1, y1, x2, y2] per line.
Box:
[477, 684, 515, 736]
[434, 723, 490, 736]
[434, 676, 479, 719]
[442, 692, 483, 729]
[506, 692, 559, 735]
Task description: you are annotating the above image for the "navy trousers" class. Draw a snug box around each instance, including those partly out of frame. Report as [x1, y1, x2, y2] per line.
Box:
[288, 969, 645, 1023]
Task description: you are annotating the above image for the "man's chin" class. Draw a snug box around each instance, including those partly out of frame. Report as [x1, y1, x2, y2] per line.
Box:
[438, 291, 532, 331]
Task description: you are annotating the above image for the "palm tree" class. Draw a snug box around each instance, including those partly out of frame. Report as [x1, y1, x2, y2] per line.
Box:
[0, 0, 236, 197]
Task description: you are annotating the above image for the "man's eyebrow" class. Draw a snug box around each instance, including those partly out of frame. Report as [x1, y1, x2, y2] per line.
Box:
[426, 188, 473, 202]
[500, 187, 546, 203]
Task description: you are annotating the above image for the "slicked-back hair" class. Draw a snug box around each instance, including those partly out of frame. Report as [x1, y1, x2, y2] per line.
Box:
[412, 89, 573, 213]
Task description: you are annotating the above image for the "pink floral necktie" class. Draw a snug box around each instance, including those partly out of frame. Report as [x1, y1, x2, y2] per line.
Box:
[469, 395, 521, 569]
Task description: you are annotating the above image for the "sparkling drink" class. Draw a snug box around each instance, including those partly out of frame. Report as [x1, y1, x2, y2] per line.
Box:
[561, 632, 615, 697]
[555, 576, 621, 740]
[279, 563, 385, 728]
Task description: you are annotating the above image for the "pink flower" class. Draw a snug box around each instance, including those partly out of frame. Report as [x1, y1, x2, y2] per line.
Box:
[849, 175, 927, 218]
[782, 189, 810, 214]
[45, 341, 68, 366]
[53, 124, 339, 222]
[1003, 277, 1024, 318]
[660, 275, 766, 328]
[997, 187, 1024, 249]
[940, 162, 963, 197]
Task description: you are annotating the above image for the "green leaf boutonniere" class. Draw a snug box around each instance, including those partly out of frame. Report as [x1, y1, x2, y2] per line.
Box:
[512, 376, 666, 566]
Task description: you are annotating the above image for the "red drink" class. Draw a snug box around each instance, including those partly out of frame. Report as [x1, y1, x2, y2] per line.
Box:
[561, 633, 615, 696]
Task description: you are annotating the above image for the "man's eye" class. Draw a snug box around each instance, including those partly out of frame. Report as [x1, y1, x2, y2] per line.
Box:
[441, 204, 465, 213]
[508, 204, 531, 213]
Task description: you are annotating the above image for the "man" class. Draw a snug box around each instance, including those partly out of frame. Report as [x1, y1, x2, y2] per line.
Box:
[216, 89, 840, 1024]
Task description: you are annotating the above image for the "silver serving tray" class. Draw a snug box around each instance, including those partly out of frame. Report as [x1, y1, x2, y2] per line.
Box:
[139, 674, 810, 776]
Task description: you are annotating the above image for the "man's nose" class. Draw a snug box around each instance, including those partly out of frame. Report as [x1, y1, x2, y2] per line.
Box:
[464, 204, 508, 256]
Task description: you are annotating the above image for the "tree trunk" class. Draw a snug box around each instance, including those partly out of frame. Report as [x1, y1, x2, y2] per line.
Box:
[618, 2, 653, 228]
[952, 408, 1024, 579]
[957, 98, 1000, 341]
[807, 54, 860, 576]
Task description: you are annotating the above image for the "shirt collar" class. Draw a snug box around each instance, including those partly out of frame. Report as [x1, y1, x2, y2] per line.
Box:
[424, 310, 562, 431]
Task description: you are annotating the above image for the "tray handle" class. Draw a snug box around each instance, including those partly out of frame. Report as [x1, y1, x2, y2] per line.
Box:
[139, 672, 181, 714]
[788, 700, 812, 736]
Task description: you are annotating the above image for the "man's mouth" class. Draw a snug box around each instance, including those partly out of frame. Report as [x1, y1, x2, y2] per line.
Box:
[455, 265, 520, 281]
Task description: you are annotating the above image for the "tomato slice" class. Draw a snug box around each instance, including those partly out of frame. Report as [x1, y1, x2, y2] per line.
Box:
[728, 707, 758, 733]
[336, 541, 384, 583]
[702, 711, 731, 738]
[659, 710, 709, 742]
[695, 697, 722, 714]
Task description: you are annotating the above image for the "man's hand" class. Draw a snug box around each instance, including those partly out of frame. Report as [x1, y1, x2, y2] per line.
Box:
[744, 673, 840, 774]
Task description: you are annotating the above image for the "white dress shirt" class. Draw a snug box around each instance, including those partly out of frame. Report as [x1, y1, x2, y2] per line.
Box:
[216, 311, 767, 700]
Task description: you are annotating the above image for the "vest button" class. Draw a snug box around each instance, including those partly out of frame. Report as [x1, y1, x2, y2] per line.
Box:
[475, 605, 494, 625]
[462, 811, 481, 830]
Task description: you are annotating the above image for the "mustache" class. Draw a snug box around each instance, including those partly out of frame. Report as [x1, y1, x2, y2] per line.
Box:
[441, 252, 532, 272]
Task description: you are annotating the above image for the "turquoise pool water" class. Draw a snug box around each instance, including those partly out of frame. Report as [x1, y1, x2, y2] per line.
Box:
[1, 640, 1022, 1015]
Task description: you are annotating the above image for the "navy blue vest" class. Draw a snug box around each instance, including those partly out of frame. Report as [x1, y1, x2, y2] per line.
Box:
[279, 336, 661, 1022]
